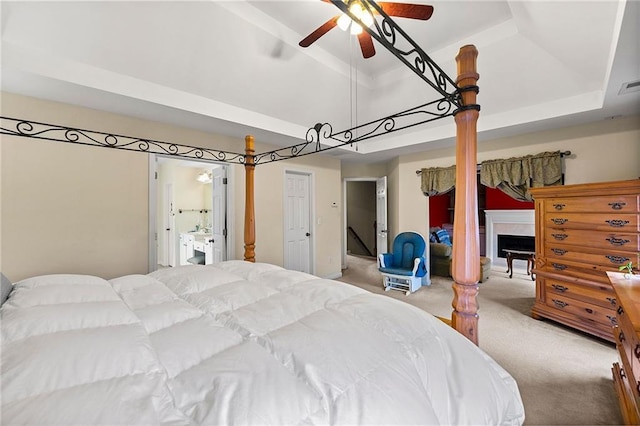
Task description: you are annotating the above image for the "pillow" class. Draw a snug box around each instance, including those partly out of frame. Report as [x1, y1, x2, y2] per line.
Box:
[429, 227, 441, 243]
[433, 228, 452, 246]
[1, 273, 13, 306]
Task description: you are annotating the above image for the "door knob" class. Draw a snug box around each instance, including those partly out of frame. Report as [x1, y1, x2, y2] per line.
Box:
[306, 232, 311, 237]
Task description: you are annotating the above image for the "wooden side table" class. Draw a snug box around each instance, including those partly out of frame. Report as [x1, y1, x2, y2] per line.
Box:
[504, 249, 536, 280]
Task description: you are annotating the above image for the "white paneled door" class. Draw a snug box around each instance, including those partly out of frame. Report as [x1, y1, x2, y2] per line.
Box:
[284, 171, 312, 273]
[376, 176, 388, 258]
[164, 183, 176, 266]
[210, 166, 226, 263]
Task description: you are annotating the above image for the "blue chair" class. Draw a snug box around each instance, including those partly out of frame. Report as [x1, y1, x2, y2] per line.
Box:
[378, 232, 428, 295]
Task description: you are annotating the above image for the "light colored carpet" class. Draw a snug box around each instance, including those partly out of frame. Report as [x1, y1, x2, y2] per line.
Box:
[337, 255, 622, 426]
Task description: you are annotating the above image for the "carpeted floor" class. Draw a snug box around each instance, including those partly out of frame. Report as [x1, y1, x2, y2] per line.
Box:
[337, 255, 622, 426]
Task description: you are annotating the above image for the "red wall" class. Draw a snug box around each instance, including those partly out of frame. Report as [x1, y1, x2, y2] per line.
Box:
[485, 187, 534, 210]
[429, 193, 450, 228]
[429, 186, 534, 228]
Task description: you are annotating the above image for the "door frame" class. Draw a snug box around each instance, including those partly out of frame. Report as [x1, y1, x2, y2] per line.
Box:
[342, 177, 385, 269]
[283, 168, 315, 275]
[148, 154, 234, 272]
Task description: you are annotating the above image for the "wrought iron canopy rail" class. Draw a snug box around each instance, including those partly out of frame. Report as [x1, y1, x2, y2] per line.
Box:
[1, 0, 478, 165]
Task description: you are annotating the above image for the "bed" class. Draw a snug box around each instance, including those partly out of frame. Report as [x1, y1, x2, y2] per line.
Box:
[1, 261, 524, 425]
[0, 2, 504, 423]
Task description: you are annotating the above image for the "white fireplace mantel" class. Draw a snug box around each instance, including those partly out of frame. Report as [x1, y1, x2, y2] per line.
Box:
[485, 209, 535, 269]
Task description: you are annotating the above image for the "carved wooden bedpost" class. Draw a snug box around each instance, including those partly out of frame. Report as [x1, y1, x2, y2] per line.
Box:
[451, 45, 480, 345]
[244, 135, 256, 262]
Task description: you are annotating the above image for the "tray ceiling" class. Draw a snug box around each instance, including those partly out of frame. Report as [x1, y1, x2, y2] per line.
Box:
[1, 1, 638, 162]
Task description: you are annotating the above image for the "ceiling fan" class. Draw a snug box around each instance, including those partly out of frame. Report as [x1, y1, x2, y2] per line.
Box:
[299, 0, 434, 59]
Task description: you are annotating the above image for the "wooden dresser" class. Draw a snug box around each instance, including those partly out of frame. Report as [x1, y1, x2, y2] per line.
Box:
[530, 179, 640, 342]
[609, 271, 640, 424]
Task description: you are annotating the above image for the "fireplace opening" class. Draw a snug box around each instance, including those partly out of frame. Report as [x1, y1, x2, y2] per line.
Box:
[497, 234, 535, 258]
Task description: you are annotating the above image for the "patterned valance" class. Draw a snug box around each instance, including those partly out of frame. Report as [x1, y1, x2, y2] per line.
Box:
[420, 150, 564, 200]
[420, 165, 456, 196]
[480, 151, 563, 201]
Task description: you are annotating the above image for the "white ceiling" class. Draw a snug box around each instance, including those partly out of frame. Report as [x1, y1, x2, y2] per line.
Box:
[1, 0, 639, 163]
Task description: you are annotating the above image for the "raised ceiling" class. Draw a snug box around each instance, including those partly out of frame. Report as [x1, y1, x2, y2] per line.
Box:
[1, 0, 638, 162]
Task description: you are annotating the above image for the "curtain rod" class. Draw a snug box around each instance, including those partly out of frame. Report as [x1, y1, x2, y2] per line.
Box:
[415, 150, 572, 175]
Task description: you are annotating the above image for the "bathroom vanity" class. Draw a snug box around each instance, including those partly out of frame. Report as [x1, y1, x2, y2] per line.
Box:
[179, 232, 214, 265]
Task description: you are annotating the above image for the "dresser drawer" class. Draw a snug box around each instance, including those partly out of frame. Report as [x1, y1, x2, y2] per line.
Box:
[545, 228, 640, 252]
[546, 293, 616, 327]
[613, 361, 640, 425]
[545, 246, 640, 269]
[544, 213, 640, 231]
[546, 195, 640, 213]
[543, 259, 616, 284]
[618, 307, 640, 392]
[545, 279, 617, 311]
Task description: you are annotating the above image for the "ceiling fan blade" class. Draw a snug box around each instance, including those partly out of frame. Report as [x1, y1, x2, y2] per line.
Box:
[378, 2, 434, 20]
[358, 31, 376, 58]
[299, 16, 339, 47]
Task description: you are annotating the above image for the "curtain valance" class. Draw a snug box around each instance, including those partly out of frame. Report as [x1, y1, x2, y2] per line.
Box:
[420, 150, 564, 200]
[479, 151, 563, 201]
[420, 165, 456, 196]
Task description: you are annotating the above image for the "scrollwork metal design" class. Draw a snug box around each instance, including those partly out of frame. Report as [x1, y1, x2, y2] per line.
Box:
[606, 219, 630, 228]
[1, 117, 246, 164]
[605, 255, 630, 264]
[606, 236, 630, 246]
[330, 0, 460, 105]
[255, 97, 457, 164]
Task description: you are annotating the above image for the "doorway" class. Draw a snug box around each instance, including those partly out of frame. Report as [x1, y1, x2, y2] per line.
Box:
[150, 155, 232, 270]
[342, 177, 388, 269]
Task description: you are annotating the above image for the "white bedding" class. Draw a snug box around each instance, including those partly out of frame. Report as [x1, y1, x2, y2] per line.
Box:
[1, 261, 525, 425]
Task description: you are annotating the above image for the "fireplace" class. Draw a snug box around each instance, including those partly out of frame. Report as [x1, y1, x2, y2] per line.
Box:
[485, 209, 535, 271]
[497, 234, 535, 258]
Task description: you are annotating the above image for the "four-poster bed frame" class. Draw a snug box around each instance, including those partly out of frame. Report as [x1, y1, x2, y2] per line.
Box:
[0, 1, 481, 344]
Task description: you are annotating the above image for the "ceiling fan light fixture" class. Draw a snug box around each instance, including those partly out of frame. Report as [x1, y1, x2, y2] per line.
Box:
[337, 2, 374, 34]
[360, 10, 374, 27]
[337, 13, 351, 30]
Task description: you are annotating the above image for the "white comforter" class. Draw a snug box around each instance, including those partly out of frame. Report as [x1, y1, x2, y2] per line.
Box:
[1, 261, 524, 425]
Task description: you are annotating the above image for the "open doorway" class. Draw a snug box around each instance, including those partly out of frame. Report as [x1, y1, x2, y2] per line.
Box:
[150, 156, 232, 270]
[342, 177, 387, 270]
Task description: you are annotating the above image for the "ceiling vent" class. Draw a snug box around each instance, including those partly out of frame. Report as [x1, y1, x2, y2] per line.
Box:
[619, 79, 640, 95]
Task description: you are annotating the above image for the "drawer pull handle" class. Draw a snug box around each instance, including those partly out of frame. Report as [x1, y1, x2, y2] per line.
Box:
[635, 344, 640, 359]
[606, 219, 629, 228]
[551, 218, 568, 225]
[618, 306, 624, 315]
[620, 368, 626, 379]
[551, 284, 568, 292]
[551, 248, 568, 255]
[607, 297, 617, 305]
[620, 331, 626, 342]
[552, 263, 567, 271]
[585, 308, 593, 314]
[609, 202, 626, 210]
[553, 203, 566, 210]
[551, 233, 568, 241]
[605, 255, 630, 265]
[607, 315, 617, 325]
[606, 237, 630, 246]
[552, 299, 568, 308]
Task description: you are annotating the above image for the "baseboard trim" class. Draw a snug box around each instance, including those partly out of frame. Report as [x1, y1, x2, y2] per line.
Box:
[323, 272, 343, 280]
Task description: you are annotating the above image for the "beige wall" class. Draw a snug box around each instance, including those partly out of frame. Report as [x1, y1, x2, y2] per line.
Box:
[387, 115, 640, 242]
[1, 92, 342, 281]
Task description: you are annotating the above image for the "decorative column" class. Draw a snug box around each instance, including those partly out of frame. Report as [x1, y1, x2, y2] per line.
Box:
[244, 135, 256, 262]
[451, 45, 480, 345]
